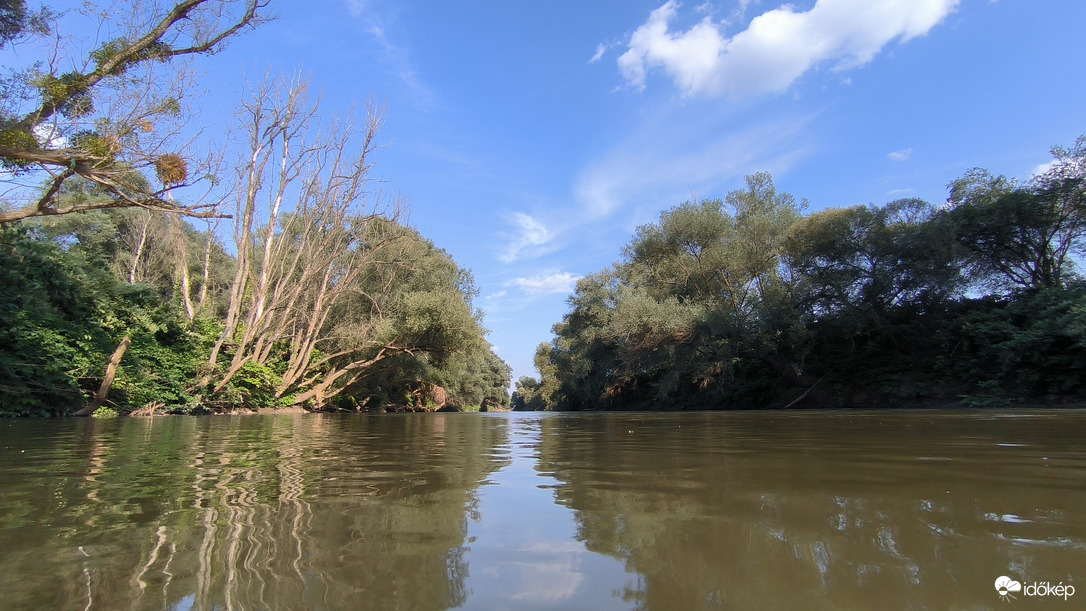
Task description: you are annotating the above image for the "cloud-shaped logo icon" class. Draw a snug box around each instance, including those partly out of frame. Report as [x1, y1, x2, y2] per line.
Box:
[995, 576, 1022, 601]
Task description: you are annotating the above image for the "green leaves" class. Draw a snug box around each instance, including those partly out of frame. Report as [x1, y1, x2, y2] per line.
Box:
[539, 148, 1086, 410]
[946, 137, 1086, 291]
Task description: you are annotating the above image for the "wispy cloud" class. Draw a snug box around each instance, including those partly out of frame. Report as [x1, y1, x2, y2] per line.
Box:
[575, 112, 816, 219]
[500, 542, 589, 604]
[887, 147, 913, 161]
[618, 0, 959, 99]
[344, 0, 367, 16]
[506, 272, 582, 296]
[345, 1, 435, 110]
[499, 212, 557, 263]
[589, 43, 607, 63]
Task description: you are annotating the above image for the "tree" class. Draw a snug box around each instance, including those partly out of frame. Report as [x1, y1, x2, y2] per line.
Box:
[785, 198, 961, 316]
[0, 224, 204, 415]
[542, 173, 809, 409]
[0, 0, 50, 48]
[200, 75, 397, 407]
[0, 0, 270, 224]
[200, 75, 507, 410]
[30, 199, 233, 319]
[619, 174, 807, 394]
[946, 135, 1086, 291]
[511, 376, 545, 411]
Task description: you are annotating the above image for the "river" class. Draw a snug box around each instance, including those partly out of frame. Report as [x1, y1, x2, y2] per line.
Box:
[1, 410, 1083, 609]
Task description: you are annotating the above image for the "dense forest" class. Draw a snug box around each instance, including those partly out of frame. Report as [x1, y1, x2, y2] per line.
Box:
[0, 0, 510, 416]
[514, 138, 1086, 411]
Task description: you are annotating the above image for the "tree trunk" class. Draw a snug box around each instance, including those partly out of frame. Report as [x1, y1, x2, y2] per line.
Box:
[197, 219, 217, 313]
[129, 210, 152, 284]
[75, 336, 132, 416]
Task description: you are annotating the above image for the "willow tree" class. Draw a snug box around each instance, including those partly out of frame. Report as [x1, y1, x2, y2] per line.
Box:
[541, 173, 808, 409]
[0, 0, 270, 224]
[620, 174, 807, 394]
[784, 198, 961, 316]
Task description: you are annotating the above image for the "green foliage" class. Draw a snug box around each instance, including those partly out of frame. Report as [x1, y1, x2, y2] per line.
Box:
[90, 38, 173, 74]
[309, 224, 510, 411]
[511, 376, 548, 411]
[538, 147, 1086, 410]
[946, 137, 1086, 291]
[0, 126, 38, 171]
[32, 71, 93, 118]
[948, 286, 1086, 397]
[91, 406, 119, 418]
[0, 227, 113, 415]
[541, 173, 809, 409]
[224, 361, 282, 410]
[116, 313, 202, 411]
[786, 199, 960, 314]
[0, 223, 225, 416]
[960, 380, 1012, 409]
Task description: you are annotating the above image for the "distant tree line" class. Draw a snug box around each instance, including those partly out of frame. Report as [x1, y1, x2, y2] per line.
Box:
[0, 1, 510, 416]
[514, 137, 1086, 411]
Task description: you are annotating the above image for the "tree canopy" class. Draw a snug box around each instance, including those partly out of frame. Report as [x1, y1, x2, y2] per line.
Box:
[529, 138, 1086, 411]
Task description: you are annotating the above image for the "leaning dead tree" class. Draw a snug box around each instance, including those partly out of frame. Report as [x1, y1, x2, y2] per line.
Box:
[201, 75, 410, 408]
[0, 0, 271, 224]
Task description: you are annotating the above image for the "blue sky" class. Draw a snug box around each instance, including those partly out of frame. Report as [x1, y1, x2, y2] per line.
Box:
[188, 0, 1085, 384]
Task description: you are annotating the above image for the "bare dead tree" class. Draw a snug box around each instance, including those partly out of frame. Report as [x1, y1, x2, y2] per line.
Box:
[201, 74, 412, 408]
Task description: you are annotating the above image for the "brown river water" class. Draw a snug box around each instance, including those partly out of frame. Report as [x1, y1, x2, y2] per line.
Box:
[0, 410, 1083, 610]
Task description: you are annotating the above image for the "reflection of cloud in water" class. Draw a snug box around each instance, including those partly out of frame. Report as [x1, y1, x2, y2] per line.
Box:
[500, 542, 587, 603]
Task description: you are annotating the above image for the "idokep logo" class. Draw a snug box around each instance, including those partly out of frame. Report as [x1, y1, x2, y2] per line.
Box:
[995, 575, 1075, 602]
[995, 576, 1021, 601]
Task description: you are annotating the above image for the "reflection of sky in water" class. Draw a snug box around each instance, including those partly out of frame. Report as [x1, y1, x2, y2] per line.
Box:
[4, 410, 1086, 609]
[460, 415, 630, 610]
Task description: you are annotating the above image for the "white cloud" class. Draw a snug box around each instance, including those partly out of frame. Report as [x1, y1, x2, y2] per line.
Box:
[33, 124, 67, 149]
[887, 147, 913, 161]
[506, 272, 582, 296]
[1032, 159, 1057, 176]
[505, 561, 583, 603]
[618, 0, 959, 99]
[484, 290, 508, 300]
[589, 43, 607, 63]
[499, 212, 555, 263]
[498, 543, 589, 604]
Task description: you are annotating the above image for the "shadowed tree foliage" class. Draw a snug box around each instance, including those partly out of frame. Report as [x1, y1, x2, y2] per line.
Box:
[946, 137, 1086, 291]
[0, 0, 50, 49]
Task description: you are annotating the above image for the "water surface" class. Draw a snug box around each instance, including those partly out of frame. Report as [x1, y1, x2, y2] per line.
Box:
[1, 410, 1083, 609]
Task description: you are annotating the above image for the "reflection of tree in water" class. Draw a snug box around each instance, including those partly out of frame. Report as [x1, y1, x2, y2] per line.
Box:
[536, 412, 1086, 610]
[0, 414, 510, 609]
